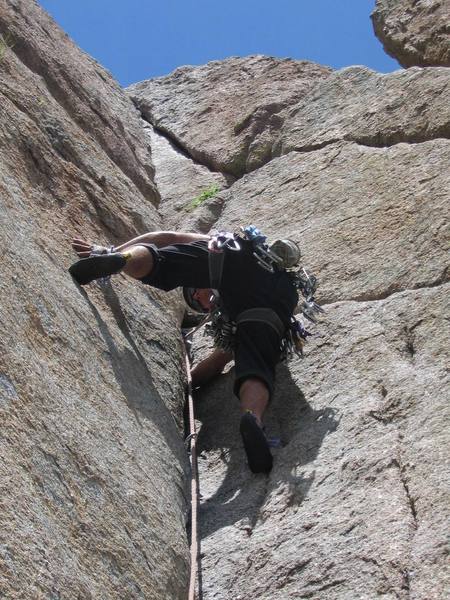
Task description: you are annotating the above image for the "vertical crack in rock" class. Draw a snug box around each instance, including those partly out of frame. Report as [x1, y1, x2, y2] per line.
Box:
[2, 2, 449, 597]
[401, 567, 411, 596]
[365, 388, 418, 532]
[138, 118, 234, 232]
[391, 437, 418, 599]
[137, 110, 236, 180]
[403, 325, 416, 361]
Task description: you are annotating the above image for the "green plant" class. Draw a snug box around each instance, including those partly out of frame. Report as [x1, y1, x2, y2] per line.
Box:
[187, 184, 219, 211]
[0, 32, 15, 63]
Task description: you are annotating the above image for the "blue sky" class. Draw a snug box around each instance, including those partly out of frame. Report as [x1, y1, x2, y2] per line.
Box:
[38, 0, 399, 87]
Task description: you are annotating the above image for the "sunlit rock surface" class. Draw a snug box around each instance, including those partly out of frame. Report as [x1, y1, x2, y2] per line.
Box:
[1, 0, 449, 598]
[142, 121, 230, 232]
[129, 18, 449, 600]
[0, 1, 190, 598]
[128, 56, 332, 177]
[372, 0, 450, 68]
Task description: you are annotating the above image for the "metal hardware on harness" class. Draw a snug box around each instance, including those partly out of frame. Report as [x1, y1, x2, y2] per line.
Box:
[209, 230, 241, 252]
[208, 231, 241, 290]
[204, 307, 236, 352]
[281, 316, 313, 359]
[296, 267, 318, 298]
[241, 225, 284, 273]
[205, 224, 324, 359]
[291, 267, 325, 324]
[205, 306, 288, 356]
[301, 298, 325, 323]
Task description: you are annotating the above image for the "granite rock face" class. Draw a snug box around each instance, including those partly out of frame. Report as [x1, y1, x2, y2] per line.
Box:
[193, 283, 449, 600]
[212, 139, 450, 304]
[127, 22, 449, 600]
[143, 122, 230, 232]
[273, 66, 450, 155]
[1, 0, 449, 599]
[191, 139, 449, 599]
[128, 61, 449, 177]
[128, 56, 332, 177]
[0, 1, 190, 598]
[372, 0, 450, 67]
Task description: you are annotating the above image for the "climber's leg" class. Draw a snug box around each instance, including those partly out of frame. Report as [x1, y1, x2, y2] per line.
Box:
[239, 379, 273, 474]
[238, 377, 269, 425]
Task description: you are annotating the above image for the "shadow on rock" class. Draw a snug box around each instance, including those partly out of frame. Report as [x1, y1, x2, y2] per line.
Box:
[194, 364, 340, 539]
[74, 283, 183, 455]
[270, 363, 341, 507]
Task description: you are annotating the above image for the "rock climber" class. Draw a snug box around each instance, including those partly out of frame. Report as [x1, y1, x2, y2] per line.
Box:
[69, 227, 318, 473]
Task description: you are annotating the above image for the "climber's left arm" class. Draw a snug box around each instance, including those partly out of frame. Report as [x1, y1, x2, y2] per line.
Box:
[190, 348, 233, 388]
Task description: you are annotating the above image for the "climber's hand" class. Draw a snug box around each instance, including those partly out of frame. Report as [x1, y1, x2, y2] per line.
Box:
[72, 237, 92, 257]
[208, 236, 223, 254]
[72, 237, 109, 258]
[72, 237, 115, 258]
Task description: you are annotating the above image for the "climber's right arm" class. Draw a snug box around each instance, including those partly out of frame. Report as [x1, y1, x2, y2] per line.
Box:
[72, 231, 210, 258]
[115, 231, 210, 251]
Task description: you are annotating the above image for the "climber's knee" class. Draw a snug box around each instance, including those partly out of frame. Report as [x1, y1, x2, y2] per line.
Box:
[122, 245, 154, 279]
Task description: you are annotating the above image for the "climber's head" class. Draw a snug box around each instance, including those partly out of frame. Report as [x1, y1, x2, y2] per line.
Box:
[183, 287, 215, 314]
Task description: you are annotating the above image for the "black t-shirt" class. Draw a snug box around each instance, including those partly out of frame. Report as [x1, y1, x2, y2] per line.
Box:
[142, 239, 298, 325]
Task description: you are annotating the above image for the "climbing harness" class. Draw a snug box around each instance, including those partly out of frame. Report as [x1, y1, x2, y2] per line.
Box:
[237, 307, 285, 337]
[203, 225, 324, 358]
[207, 230, 241, 290]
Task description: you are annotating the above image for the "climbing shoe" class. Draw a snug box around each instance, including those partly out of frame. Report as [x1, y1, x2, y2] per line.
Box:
[69, 253, 127, 286]
[239, 412, 273, 474]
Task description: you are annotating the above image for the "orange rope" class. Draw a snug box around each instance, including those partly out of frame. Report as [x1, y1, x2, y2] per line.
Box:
[185, 352, 200, 600]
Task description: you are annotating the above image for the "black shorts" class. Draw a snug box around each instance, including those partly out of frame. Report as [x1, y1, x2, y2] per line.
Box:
[233, 321, 282, 401]
[139, 241, 211, 291]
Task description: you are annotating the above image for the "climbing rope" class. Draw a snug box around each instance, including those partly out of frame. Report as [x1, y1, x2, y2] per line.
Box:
[185, 352, 202, 600]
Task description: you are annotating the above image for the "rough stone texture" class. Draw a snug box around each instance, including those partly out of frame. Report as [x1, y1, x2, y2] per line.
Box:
[128, 56, 332, 177]
[142, 52, 449, 600]
[0, 1, 190, 598]
[372, 0, 450, 68]
[213, 139, 450, 305]
[190, 138, 449, 600]
[143, 122, 230, 232]
[273, 66, 450, 157]
[0, 0, 159, 210]
[194, 283, 449, 600]
[128, 62, 449, 178]
[1, 2, 449, 599]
